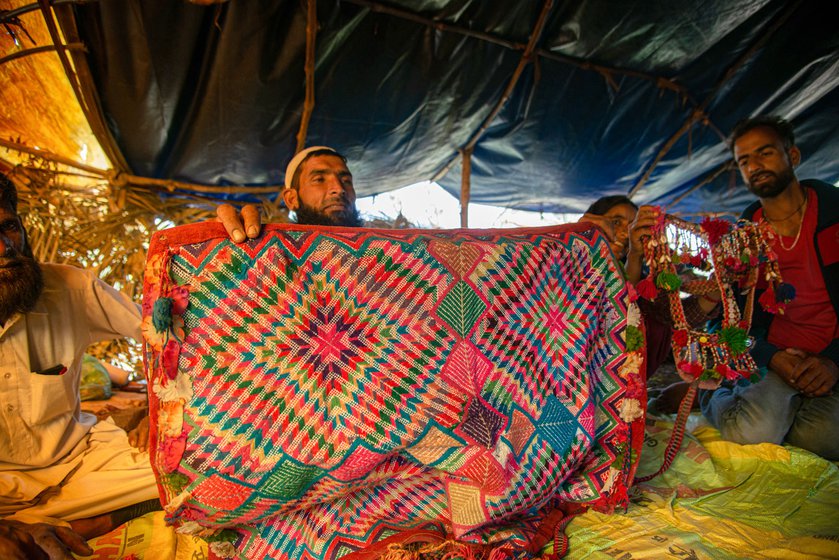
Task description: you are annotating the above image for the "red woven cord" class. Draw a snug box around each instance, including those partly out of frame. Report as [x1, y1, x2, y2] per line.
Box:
[634, 380, 699, 482]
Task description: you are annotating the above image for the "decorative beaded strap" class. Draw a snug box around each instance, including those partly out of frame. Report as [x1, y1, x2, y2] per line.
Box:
[637, 212, 791, 389]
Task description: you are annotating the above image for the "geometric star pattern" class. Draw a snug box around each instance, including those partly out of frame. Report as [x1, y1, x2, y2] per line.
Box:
[143, 222, 638, 560]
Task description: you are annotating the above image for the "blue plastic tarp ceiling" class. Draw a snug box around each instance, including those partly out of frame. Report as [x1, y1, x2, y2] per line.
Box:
[64, 0, 839, 216]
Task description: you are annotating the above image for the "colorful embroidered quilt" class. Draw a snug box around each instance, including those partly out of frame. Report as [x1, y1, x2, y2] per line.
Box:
[142, 222, 645, 559]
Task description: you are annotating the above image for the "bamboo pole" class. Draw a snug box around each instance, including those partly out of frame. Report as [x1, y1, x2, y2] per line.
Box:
[0, 139, 281, 195]
[0, 138, 106, 175]
[0, 43, 86, 67]
[344, 0, 522, 52]
[0, 0, 95, 22]
[107, 172, 280, 196]
[345, 0, 704, 127]
[51, 1, 134, 172]
[36, 0, 97, 151]
[666, 161, 732, 209]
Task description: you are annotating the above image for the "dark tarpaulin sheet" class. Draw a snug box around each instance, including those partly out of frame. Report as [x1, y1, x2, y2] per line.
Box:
[68, 0, 839, 215]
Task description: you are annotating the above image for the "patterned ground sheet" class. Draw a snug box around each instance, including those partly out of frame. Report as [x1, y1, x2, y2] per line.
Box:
[141, 222, 646, 559]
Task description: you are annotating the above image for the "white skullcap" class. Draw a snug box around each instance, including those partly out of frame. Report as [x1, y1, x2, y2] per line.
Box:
[283, 146, 339, 190]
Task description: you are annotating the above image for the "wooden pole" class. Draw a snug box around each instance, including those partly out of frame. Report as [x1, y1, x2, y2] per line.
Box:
[0, 138, 280, 195]
[460, 148, 472, 228]
[0, 43, 86, 67]
[432, 0, 554, 183]
[295, 0, 318, 155]
[628, 0, 801, 198]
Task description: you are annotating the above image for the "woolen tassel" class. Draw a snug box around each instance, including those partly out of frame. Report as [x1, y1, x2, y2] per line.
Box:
[152, 297, 174, 332]
[758, 286, 777, 312]
[655, 271, 682, 291]
[719, 326, 749, 355]
[677, 361, 704, 379]
[625, 325, 644, 352]
[776, 282, 796, 302]
[636, 276, 658, 300]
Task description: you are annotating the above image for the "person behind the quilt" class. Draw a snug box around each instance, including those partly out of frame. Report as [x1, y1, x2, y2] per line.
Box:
[698, 115, 839, 460]
[218, 146, 362, 240]
[576, 195, 632, 262]
[0, 172, 160, 559]
[583, 195, 719, 414]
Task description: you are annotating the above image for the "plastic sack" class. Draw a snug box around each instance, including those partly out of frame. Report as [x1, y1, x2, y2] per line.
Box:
[80, 354, 113, 401]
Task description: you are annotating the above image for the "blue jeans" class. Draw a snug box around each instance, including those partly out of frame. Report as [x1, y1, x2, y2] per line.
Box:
[699, 370, 839, 461]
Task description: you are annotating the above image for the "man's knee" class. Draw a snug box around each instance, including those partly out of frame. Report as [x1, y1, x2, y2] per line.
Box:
[718, 419, 786, 446]
[712, 392, 789, 446]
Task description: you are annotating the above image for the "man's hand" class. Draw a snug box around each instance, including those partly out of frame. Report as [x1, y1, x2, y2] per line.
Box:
[626, 206, 658, 259]
[578, 213, 615, 243]
[624, 205, 659, 283]
[788, 350, 838, 397]
[127, 416, 150, 453]
[770, 348, 807, 389]
[216, 204, 262, 243]
[0, 520, 92, 559]
[770, 348, 838, 397]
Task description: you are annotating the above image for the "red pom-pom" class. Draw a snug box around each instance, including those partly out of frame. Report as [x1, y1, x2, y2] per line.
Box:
[625, 282, 639, 303]
[162, 339, 180, 380]
[636, 276, 658, 300]
[715, 363, 739, 381]
[672, 329, 689, 347]
[759, 286, 780, 314]
[701, 217, 732, 245]
[170, 285, 190, 315]
[678, 361, 704, 379]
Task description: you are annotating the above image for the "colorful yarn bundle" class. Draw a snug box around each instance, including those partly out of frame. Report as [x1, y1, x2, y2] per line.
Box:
[637, 210, 789, 389]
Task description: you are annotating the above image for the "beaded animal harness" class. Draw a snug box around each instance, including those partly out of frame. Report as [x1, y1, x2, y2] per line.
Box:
[632, 211, 792, 483]
[636, 211, 791, 390]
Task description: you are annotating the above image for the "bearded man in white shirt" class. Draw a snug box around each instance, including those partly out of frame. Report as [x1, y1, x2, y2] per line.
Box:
[0, 173, 159, 560]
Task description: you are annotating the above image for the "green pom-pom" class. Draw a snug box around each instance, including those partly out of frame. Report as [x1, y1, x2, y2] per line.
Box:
[719, 326, 749, 355]
[205, 529, 240, 543]
[655, 271, 682, 291]
[625, 325, 644, 352]
[699, 368, 719, 381]
[152, 297, 173, 333]
[611, 449, 626, 471]
[163, 472, 190, 494]
[739, 249, 751, 264]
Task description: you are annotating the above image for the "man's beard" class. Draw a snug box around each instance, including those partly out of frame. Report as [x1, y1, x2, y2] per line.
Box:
[0, 251, 44, 323]
[746, 166, 795, 198]
[294, 201, 363, 227]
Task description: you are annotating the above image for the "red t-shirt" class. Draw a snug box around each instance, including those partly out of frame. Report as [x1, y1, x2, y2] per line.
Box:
[756, 188, 839, 353]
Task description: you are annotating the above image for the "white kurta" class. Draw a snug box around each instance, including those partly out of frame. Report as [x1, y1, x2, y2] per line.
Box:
[0, 263, 158, 523]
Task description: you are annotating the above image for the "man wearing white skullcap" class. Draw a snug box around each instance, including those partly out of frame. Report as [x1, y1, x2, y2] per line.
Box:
[218, 146, 361, 241]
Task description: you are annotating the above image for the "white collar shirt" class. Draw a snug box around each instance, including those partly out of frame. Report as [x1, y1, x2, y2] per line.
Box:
[0, 263, 141, 469]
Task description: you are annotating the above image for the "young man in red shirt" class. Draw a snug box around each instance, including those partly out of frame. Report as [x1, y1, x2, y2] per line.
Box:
[700, 116, 839, 460]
